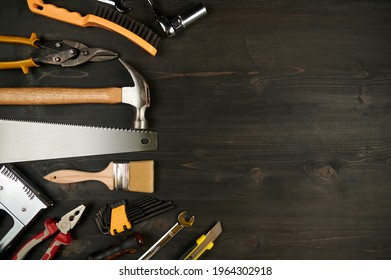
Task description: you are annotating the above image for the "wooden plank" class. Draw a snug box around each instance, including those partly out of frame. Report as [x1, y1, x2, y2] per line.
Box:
[0, 0, 390, 260]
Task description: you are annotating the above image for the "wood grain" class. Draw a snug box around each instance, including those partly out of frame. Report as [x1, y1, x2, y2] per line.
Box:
[0, 87, 122, 104]
[0, 0, 390, 260]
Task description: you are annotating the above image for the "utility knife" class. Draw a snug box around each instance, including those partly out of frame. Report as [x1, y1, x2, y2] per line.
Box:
[181, 221, 222, 260]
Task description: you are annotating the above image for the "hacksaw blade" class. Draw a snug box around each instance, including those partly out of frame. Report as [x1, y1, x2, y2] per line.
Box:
[0, 119, 158, 163]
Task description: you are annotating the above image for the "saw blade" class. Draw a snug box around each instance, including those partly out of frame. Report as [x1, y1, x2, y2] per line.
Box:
[0, 119, 158, 163]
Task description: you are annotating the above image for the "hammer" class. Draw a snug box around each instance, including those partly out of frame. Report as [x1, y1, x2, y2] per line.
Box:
[0, 59, 150, 129]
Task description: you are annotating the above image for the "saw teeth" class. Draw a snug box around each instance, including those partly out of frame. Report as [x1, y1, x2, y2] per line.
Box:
[0, 118, 158, 163]
[0, 118, 155, 132]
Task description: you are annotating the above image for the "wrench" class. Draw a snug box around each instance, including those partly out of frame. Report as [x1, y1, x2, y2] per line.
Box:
[139, 210, 195, 260]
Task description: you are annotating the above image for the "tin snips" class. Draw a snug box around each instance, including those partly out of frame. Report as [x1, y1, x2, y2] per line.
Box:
[0, 32, 117, 74]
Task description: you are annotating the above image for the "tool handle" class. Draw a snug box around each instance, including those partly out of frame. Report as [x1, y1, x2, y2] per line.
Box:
[180, 235, 214, 260]
[0, 88, 122, 105]
[0, 59, 39, 74]
[86, 232, 144, 260]
[27, 0, 157, 56]
[41, 232, 72, 260]
[43, 163, 114, 190]
[180, 234, 205, 260]
[0, 33, 39, 47]
[11, 218, 58, 260]
[27, 0, 86, 26]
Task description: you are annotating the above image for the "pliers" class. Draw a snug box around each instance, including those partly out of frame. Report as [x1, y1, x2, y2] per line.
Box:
[0, 32, 118, 74]
[12, 204, 86, 260]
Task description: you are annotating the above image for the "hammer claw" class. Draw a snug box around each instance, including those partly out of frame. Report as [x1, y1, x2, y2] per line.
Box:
[119, 59, 150, 130]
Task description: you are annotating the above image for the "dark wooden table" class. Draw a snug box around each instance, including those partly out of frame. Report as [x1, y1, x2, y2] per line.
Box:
[1, 0, 391, 260]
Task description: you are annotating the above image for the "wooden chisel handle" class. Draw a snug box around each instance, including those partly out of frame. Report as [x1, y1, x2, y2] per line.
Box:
[0, 87, 122, 105]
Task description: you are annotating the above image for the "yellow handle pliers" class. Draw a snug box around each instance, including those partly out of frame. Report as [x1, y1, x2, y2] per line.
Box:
[0, 32, 118, 74]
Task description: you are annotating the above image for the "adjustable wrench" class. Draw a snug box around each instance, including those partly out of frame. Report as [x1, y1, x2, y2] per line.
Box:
[139, 210, 195, 260]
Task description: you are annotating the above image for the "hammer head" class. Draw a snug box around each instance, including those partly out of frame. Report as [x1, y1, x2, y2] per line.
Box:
[119, 59, 150, 130]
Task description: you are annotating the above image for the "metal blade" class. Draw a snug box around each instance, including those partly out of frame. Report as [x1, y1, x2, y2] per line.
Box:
[186, 221, 222, 260]
[0, 119, 158, 163]
[0, 164, 52, 254]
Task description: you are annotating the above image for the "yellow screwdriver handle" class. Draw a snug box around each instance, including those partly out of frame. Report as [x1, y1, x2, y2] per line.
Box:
[0, 32, 39, 47]
[0, 58, 39, 74]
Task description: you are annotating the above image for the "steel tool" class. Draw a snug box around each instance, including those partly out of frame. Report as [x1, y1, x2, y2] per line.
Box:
[180, 221, 222, 260]
[98, 0, 132, 13]
[0, 59, 150, 130]
[146, 0, 207, 37]
[0, 32, 117, 74]
[0, 119, 157, 163]
[0, 164, 53, 255]
[11, 204, 86, 260]
[94, 196, 175, 235]
[139, 210, 195, 260]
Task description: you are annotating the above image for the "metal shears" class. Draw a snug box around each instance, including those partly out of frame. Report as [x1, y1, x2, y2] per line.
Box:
[0, 32, 117, 74]
[11, 204, 86, 260]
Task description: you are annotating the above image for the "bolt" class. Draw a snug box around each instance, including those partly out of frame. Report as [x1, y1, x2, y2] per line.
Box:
[54, 57, 61, 62]
[55, 42, 62, 48]
[82, 49, 89, 56]
[22, 207, 26, 212]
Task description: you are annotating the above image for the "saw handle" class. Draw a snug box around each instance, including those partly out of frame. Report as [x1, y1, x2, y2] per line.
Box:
[0, 87, 122, 105]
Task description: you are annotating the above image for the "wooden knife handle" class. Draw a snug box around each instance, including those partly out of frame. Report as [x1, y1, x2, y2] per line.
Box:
[0, 87, 122, 105]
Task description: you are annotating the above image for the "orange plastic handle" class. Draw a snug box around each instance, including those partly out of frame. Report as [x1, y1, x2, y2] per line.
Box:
[27, 0, 157, 56]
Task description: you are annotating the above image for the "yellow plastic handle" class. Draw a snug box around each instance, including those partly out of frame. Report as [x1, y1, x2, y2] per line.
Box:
[0, 58, 39, 74]
[183, 235, 215, 260]
[110, 205, 131, 235]
[0, 32, 39, 47]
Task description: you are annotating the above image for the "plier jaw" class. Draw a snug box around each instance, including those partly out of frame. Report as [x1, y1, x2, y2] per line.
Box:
[56, 204, 86, 234]
[0, 32, 118, 74]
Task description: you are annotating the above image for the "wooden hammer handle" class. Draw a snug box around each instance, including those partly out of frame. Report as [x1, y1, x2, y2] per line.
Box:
[0, 87, 122, 105]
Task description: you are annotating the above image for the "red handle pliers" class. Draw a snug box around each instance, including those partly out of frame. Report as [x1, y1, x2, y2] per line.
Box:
[12, 204, 86, 260]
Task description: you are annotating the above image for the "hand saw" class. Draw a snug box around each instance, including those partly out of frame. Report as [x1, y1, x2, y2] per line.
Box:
[0, 119, 158, 163]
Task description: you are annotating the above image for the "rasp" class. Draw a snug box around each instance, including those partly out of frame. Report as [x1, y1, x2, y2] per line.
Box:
[0, 119, 158, 163]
